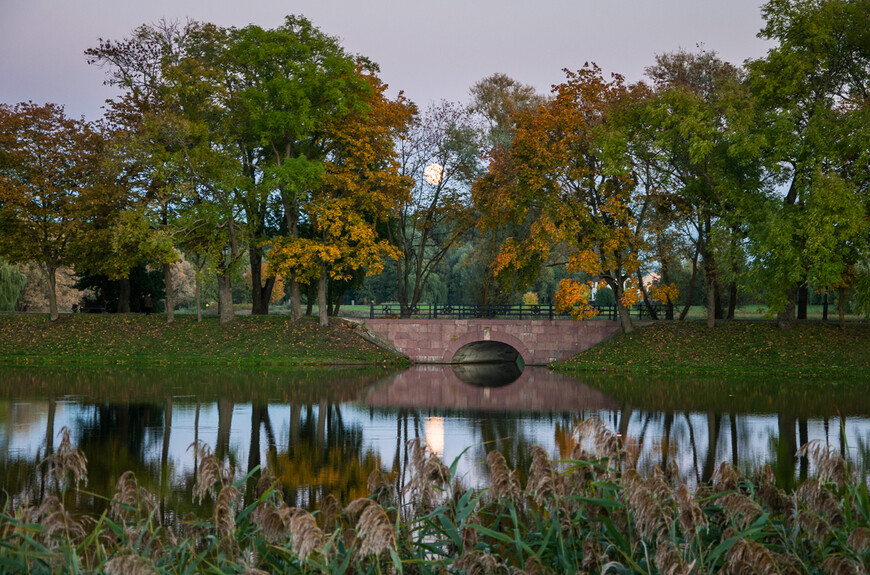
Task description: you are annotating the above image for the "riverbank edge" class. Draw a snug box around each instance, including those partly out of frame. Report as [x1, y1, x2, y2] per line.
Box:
[551, 320, 870, 378]
[0, 313, 409, 367]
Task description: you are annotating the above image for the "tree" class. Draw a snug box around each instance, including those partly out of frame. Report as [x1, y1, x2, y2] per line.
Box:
[469, 73, 547, 149]
[390, 101, 480, 317]
[269, 68, 413, 326]
[0, 103, 103, 320]
[0, 260, 26, 311]
[85, 20, 204, 322]
[210, 18, 367, 317]
[747, 0, 870, 329]
[640, 49, 767, 327]
[475, 65, 652, 333]
[467, 74, 547, 306]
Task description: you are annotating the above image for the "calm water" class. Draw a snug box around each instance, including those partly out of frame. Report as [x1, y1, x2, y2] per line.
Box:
[1, 365, 869, 515]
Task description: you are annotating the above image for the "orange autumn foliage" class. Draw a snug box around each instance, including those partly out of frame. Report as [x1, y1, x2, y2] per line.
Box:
[475, 65, 659, 331]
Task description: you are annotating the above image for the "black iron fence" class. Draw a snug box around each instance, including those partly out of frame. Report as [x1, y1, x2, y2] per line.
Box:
[369, 303, 671, 321]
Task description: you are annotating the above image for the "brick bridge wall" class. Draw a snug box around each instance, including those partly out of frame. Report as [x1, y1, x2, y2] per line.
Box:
[362, 318, 622, 365]
[362, 365, 620, 412]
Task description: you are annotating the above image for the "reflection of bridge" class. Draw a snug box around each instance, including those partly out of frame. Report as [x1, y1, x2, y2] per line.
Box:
[362, 365, 621, 412]
[360, 318, 622, 365]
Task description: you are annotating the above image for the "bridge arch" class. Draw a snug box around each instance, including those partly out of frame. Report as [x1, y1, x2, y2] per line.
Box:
[444, 329, 534, 365]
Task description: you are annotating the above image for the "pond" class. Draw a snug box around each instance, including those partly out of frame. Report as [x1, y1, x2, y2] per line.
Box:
[1, 365, 868, 517]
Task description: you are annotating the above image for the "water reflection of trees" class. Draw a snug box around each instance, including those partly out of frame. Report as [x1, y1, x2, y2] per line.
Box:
[3, 367, 870, 516]
[268, 401, 382, 509]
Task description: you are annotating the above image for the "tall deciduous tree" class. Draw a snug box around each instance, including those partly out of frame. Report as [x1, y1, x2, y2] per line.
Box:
[476, 65, 651, 333]
[85, 20, 201, 321]
[747, 0, 870, 329]
[270, 68, 413, 326]
[468, 74, 546, 305]
[391, 101, 480, 317]
[0, 103, 103, 320]
[221, 17, 369, 317]
[641, 49, 768, 327]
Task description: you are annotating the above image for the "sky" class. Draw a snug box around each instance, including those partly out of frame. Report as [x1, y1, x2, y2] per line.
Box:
[1, 0, 774, 122]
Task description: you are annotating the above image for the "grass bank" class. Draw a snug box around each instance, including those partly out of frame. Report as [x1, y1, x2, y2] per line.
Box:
[553, 320, 870, 377]
[0, 313, 403, 366]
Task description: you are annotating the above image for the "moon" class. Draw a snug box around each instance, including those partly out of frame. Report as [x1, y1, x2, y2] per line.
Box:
[423, 163, 444, 185]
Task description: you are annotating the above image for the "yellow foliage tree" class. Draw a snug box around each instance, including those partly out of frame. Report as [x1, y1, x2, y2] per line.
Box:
[268, 67, 413, 326]
[475, 65, 660, 333]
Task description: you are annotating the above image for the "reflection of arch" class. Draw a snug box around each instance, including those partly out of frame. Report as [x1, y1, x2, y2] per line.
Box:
[444, 330, 533, 365]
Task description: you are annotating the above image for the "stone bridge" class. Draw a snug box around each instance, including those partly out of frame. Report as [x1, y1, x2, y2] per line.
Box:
[359, 318, 622, 365]
[362, 365, 620, 412]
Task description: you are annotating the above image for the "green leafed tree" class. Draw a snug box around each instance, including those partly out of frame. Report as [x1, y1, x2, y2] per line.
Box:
[747, 0, 870, 329]
[0, 260, 26, 311]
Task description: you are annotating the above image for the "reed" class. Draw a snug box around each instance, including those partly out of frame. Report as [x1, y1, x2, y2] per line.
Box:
[2, 419, 868, 574]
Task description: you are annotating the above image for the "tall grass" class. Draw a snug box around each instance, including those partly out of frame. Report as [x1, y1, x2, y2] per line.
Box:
[2, 421, 868, 573]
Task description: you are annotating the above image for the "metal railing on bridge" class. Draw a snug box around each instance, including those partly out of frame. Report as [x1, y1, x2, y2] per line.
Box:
[369, 303, 671, 321]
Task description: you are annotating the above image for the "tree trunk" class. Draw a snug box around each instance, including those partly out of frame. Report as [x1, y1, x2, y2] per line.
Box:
[661, 257, 674, 320]
[318, 263, 328, 327]
[727, 280, 737, 320]
[160, 396, 172, 523]
[118, 276, 131, 313]
[45, 264, 59, 321]
[777, 288, 797, 330]
[615, 293, 634, 333]
[163, 263, 175, 324]
[305, 282, 315, 316]
[776, 412, 797, 490]
[249, 248, 276, 316]
[797, 282, 808, 320]
[289, 273, 302, 321]
[701, 412, 721, 484]
[195, 267, 202, 323]
[217, 272, 235, 324]
[636, 268, 659, 320]
[706, 274, 716, 329]
[714, 279, 724, 320]
[216, 399, 234, 461]
[679, 244, 700, 321]
[661, 412, 674, 470]
[332, 286, 345, 317]
[281, 185, 302, 319]
[838, 286, 846, 329]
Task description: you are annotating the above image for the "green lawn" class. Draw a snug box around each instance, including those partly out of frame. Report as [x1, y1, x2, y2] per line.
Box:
[553, 320, 870, 377]
[676, 304, 862, 322]
[0, 313, 403, 366]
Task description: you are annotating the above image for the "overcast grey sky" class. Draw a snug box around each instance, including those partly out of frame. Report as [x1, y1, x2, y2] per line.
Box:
[1, 0, 774, 121]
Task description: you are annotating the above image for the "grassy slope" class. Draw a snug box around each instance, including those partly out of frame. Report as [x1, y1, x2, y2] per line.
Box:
[0, 313, 403, 366]
[553, 320, 870, 376]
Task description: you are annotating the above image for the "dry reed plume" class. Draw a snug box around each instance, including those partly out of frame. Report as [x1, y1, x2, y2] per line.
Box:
[43, 426, 88, 492]
[486, 450, 521, 505]
[525, 445, 556, 505]
[345, 498, 396, 557]
[405, 438, 451, 512]
[111, 470, 158, 523]
[796, 439, 852, 488]
[288, 507, 325, 560]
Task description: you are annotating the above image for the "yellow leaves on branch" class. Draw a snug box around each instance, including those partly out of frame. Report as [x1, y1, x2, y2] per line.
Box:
[491, 239, 519, 277]
[649, 282, 679, 305]
[553, 278, 599, 320]
[619, 287, 640, 307]
[567, 250, 601, 275]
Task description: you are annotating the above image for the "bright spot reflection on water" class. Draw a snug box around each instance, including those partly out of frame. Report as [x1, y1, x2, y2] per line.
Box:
[424, 416, 445, 457]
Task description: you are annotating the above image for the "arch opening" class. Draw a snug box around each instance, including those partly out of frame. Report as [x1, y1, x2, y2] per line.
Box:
[451, 340, 521, 364]
[450, 341, 525, 387]
[451, 362, 522, 387]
